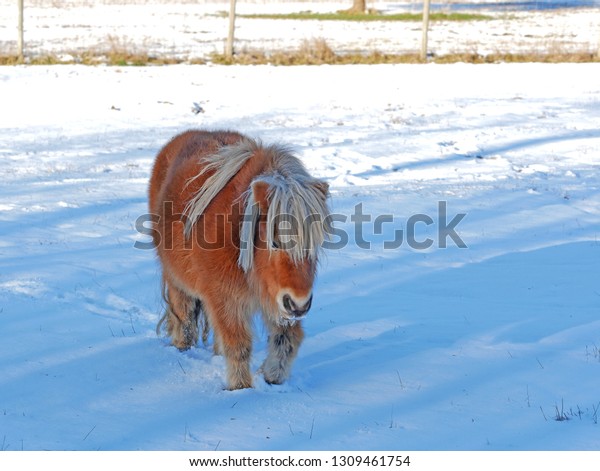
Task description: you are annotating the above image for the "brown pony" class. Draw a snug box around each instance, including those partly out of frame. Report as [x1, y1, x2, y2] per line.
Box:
[149, 130, 330, 390]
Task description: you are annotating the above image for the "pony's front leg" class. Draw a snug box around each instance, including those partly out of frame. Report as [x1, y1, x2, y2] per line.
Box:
[221, 328, 253, 390]
[261, 320, 304, 385]
[209, 305, 253, 390]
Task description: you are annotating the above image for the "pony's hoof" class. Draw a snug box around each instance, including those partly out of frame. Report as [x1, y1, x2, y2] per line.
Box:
[263, 370, 286, 385]
[175, 344, 192, 352]
[226, 380, 253, 391]
[264, 377, 284, 386]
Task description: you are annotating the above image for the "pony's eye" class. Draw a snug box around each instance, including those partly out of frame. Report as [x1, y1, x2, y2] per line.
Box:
[271, 239, 280, 249]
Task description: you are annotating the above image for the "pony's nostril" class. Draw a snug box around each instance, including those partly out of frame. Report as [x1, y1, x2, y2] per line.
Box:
[283, 293, 312, 318]
[299, 294, 312, 314]
[283, 294, 295, 313]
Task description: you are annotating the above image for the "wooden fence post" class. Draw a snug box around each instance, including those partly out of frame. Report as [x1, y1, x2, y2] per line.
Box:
[18, 0, 24, 61]
[225, 0, 237, 60]
[420, 0, 431, 61]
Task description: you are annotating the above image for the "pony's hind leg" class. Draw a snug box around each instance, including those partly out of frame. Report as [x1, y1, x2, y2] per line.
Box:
[261, 319, 304, 385]
[159, 282, 202, 351]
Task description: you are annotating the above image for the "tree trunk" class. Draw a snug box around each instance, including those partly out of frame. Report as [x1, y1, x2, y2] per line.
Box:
[349, 0, 366, 14]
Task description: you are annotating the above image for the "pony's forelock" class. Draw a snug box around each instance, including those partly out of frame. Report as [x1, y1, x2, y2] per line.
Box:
[238, 171, 330, 272]
[238, 185, 259, 272]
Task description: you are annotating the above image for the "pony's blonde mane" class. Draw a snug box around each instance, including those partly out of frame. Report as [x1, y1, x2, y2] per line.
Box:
[183, 138, 259, 238]
[183, 138, 329, 272]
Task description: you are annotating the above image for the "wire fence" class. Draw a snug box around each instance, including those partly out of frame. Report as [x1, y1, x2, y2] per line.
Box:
[2, 0, 599, 62]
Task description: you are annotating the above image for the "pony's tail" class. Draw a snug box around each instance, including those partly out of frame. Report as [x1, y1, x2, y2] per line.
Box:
[156, 276, 171, 336]
[199, 301, 210, 345]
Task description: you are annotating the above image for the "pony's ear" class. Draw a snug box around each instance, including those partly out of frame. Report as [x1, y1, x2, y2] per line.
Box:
[312, 180, 330, 200]
[251, 179, 270, 214]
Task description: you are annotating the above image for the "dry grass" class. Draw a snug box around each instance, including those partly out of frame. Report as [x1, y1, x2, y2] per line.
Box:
[434, 51, 599, 64]
[2, 37, 598, 66]
[213, 39, 342, 66]
[84, 35, 185, 65]
[211, 39, 600, 66]
[0, 35, 188, 66]
[240, 11, 494, 22]
[0, 52, 185, 66]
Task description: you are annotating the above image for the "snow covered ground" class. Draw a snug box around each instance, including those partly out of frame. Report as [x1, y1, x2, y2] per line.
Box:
[0, 62, 599, 452]
[1, 1, 599, 59]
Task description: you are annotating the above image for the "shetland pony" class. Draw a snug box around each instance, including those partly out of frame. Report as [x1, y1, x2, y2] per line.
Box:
[149, 130, 330, 390]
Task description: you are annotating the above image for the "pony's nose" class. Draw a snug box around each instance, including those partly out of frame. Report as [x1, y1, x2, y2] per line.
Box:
[283, 293, 313, 318]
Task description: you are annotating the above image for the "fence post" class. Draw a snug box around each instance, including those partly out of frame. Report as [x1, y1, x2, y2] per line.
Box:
[17, 0, 24, 61]
[225, 0, 237, 60]
[420, 0, 431, 61]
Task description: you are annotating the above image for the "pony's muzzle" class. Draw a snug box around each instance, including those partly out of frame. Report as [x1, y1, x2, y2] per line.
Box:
[282, 293, 313, 319]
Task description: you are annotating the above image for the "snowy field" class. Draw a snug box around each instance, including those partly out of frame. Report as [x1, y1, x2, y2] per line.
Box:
[1, 61, 599, 453]
[1, 0, 600, 59]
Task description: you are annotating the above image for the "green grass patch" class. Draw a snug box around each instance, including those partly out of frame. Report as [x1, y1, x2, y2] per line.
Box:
[240, 11, 493, 22]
